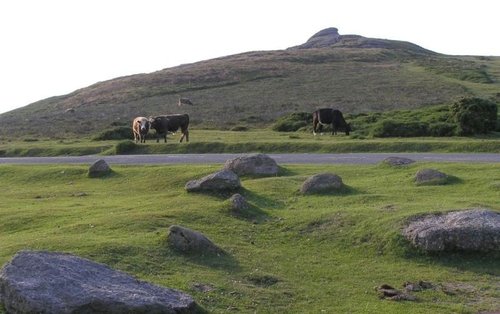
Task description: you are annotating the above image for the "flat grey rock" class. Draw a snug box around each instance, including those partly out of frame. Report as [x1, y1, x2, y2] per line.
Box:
[223, 154, 279, 176]
[185, 169, 240, 192]
[0, 250, 198, 313]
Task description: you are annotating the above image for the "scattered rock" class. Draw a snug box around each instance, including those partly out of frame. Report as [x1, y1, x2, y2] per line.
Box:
[88, 159, 111, 178]
[223, 153, 279, 176]
[440, 282, 476, 296]
[300, 173, 344, 194]
[382, 156, 415, 166]
[0, 250, 198, 313]
[168, 225, 224, 255]
[414, 168, 448, 185]
[403, 281, 434, 292]
[71, 192, 88, 197]
[376, 284, 417, 301]
[229, 193, 249, 211]
[403, 208, 500, 252]
[185, 170, 240, 192]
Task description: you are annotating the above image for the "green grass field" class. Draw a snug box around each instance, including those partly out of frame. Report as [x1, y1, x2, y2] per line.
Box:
[1, 162, 498, 313]
[1, 129, 499, 156]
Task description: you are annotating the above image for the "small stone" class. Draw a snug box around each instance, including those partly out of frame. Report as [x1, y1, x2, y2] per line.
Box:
[185, 170, 240, 192]
[168, 225, 224, 255]
[300, 173, 344, 194]
[88, 159, 111, 178]
[414, 168, 448, 185]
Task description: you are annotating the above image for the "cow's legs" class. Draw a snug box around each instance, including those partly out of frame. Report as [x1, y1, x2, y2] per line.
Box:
[179, 130, 189, 142]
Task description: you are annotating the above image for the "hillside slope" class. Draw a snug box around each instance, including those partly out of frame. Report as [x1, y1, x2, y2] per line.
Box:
[1, 28, 499, 138]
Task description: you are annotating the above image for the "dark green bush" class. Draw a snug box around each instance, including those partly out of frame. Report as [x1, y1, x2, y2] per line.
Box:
[114, 140, 138, 154]
[450, 97, 498, 135]
[428, 122, 456, 137]
[372, 120, 428, 137]
[92, 126, 132, 141]
[272, 112, 312, 132]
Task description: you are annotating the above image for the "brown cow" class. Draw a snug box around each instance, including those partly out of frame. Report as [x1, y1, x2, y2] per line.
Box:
[132, 116, 150, 143]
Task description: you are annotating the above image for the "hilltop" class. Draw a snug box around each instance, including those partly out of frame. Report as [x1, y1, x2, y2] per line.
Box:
[0, 28, 499, 138]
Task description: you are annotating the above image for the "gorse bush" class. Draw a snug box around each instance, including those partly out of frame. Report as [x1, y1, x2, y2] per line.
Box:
[371, 120, 429, 137]
[272, 112, 312, 132]
[450, 97, 498, 135]
[428, 122, 456, 137]
[114, 140, 138, 154]
[93, 126, 132, 141]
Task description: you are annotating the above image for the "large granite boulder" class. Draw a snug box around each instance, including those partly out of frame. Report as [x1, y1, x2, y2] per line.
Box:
[168, 225, 223, 255]
[300, 173, 344, 194]
[88, 159, 111, 178]
[414, 168, 448, 185]
[185, 170, 240, 192]
[223, 154, 279, 176]
[0, 250, 198, 313]
[403, 208, 500, 252]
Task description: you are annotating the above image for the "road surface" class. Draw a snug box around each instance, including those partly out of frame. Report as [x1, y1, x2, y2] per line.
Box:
[0, 153, 499, 165]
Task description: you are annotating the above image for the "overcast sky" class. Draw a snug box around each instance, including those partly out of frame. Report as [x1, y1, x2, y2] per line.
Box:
[0, 0, 499, 114]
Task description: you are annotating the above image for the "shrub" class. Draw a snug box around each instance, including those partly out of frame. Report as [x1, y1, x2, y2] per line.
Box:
[272, 112, 312, 132]
[428, 122, 456, 137]
[114, 140, 138, 154]
[372, 120, 428, 137]
[450, 97, 498, 135]
[92, 126, 132, 141]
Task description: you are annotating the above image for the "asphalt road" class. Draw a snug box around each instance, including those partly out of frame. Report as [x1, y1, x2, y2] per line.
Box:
[0, 153, 499, 165]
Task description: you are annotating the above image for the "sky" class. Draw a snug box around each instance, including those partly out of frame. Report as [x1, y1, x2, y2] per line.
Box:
[0, 0, 499, 114]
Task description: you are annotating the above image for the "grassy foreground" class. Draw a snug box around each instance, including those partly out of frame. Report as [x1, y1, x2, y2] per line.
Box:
[0, 162, 499, 313]
[1, 129, 499, 156]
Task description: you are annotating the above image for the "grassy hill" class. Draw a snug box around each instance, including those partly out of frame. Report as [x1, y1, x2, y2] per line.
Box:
[1, 28, 499, 139]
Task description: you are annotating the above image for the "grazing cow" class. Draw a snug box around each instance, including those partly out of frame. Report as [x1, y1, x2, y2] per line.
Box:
[312, 108, 351, 136]
[149, 113, 190, 143]
[132, 116, 150, 143]
[178, 97, 193, 106]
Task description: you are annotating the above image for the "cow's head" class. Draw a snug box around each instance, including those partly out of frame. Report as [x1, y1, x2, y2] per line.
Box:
[136, 118, 149, 133]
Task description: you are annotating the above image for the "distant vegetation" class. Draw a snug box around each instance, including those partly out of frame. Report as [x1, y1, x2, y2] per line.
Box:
[272, 97, 499, 138]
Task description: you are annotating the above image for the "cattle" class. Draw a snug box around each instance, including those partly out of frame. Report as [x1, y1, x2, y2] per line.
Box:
[178, 97, 193, 106]
[312, 108, 351, 136]
[149, 113, 190, 143]
[132, 116, 150, 143]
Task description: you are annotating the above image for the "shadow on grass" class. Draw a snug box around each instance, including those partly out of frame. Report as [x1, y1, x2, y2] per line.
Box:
[393, 235, 500, 276]
[240, 188, 287, 211]
[171, 248, 241, 272]
[298, 184, 361, 196]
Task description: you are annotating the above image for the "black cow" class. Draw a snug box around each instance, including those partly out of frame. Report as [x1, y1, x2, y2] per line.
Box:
[149, 114, 190, 143]
[312, 108, 351, 136]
